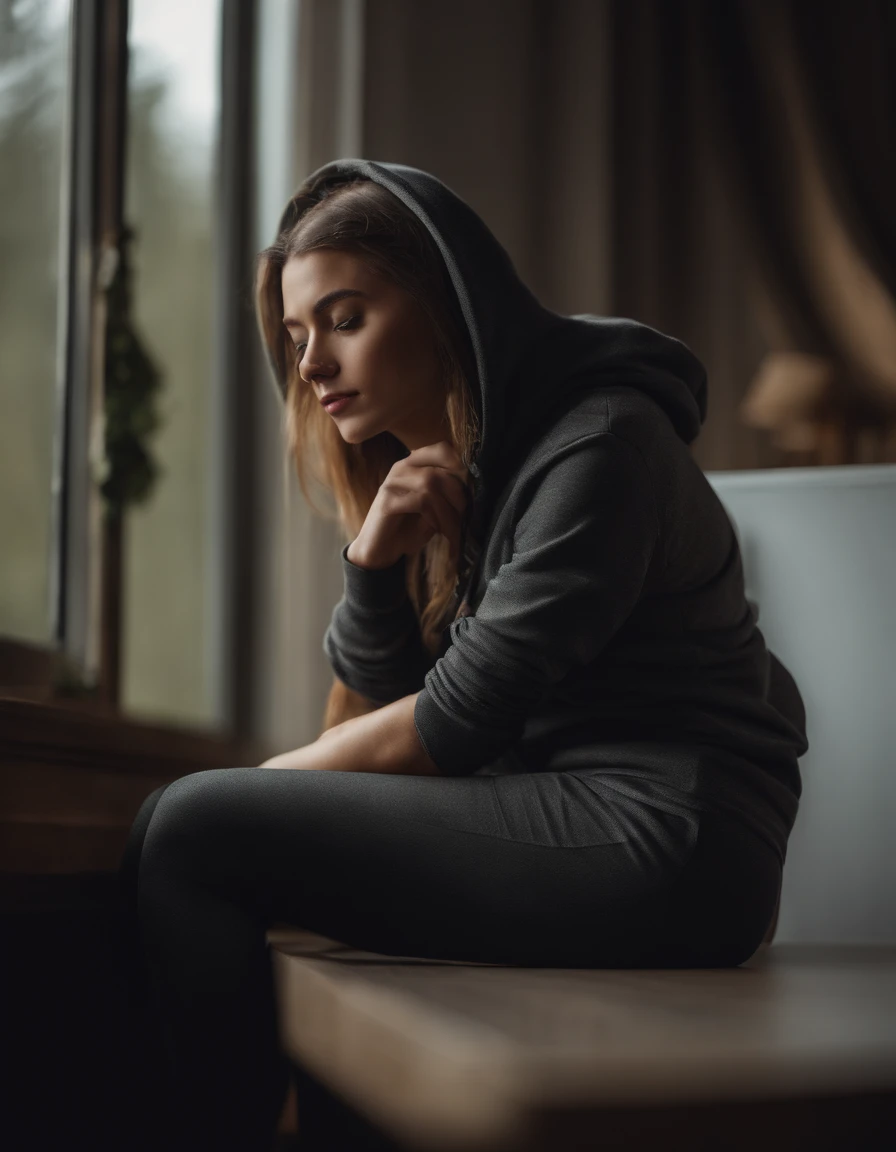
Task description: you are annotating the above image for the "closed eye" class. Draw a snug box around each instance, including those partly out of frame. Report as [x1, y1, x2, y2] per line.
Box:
[293, 314, 361, 361]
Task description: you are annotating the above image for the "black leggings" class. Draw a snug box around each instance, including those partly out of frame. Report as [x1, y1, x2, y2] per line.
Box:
[116, 764, 781, 1151]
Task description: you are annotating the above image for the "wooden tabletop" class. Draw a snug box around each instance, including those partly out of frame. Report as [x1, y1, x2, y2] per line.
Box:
[268, 930, 896, 1151]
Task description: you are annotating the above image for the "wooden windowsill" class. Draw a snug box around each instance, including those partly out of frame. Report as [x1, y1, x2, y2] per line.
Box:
[0, 692, 268, 772]
[0, 692, 271, 876]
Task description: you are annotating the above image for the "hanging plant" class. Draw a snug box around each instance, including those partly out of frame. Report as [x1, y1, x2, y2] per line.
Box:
[50, 648, 102, 701]
[92, 225, 165, 518]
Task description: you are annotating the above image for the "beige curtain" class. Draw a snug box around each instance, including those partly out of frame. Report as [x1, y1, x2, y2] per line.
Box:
[687, 0, 896, 464]
[252, 0, 366, 755]
[735, 2, 896, 464]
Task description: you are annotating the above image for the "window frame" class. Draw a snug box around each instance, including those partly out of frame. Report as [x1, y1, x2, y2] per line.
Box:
[1, 0, 268, 877]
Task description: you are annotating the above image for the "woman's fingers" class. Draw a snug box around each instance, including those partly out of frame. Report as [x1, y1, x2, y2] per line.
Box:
[389, 466, 467, 547]
[404, 440, 470, 495]
[380, 441, 470, 559]
[382, 487, 441, 539]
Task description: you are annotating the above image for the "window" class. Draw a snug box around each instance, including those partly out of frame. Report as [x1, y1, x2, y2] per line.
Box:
[0, 0, 71, 647]
[0, 0, 258, 754]
[122, 0, 223, 728]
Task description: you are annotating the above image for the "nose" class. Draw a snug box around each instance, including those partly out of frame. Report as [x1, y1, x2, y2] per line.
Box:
[299, 348, 337, 386]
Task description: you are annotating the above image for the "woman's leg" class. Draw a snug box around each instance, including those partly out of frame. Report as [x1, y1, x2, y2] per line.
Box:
[121, 765, 779, 1150]
[117, 784, 176, 1151]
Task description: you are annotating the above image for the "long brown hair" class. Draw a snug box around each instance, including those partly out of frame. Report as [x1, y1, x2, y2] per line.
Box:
[255, 176, 482, 733]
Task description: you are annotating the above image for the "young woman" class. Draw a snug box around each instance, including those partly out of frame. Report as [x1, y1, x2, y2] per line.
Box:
[119, 159, 809, 1149]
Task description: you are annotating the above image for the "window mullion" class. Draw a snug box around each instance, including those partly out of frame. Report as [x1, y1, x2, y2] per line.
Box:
[211, 0, 257, 742]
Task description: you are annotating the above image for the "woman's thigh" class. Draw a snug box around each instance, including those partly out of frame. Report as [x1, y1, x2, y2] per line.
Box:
[125, 764, 768, 968]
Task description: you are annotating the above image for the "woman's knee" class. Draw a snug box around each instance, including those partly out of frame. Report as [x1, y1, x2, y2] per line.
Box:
[118, 783, 174, 889]
[116, 781, 178, 944]
[138, 770, 226, 859]
[119, 771, 229, 894]
[136, 768, 268, 892]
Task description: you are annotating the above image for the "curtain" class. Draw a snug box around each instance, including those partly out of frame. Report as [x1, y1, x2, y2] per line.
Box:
[609, 0, 787, 471]
[793, 0, 896, 303]
[688, 0, 896, 463]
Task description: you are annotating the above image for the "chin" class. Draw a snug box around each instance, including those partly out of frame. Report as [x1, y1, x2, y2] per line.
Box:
[340, 416, 388, 446]
[338, 425, 374, 446]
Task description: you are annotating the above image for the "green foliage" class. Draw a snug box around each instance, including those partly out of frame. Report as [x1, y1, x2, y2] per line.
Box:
[50, 647, 101, 698]
[96, 226, 166, 519]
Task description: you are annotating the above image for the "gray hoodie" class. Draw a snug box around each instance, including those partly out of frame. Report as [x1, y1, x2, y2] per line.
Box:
[267, 159, 809, 867]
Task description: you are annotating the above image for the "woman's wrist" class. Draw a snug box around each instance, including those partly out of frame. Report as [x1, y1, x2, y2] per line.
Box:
[346, 538, 398, 570]
[257, 728, 340, 770]
[257, 746, 317, 771]
[257, 693, 440, 776]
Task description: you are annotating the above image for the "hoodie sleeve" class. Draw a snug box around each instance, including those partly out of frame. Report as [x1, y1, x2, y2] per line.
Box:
[322, 542, 436, 705]
[413, 432, 660, 775]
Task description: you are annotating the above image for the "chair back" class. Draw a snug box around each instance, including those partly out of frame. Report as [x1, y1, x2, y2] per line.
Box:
[706, 464, 896, 945]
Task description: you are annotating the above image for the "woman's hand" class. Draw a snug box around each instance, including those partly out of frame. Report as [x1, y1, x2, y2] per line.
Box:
[347, 440, 472, 569]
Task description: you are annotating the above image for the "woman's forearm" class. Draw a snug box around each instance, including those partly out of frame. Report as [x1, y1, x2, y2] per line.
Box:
[258, 690, 441, 776]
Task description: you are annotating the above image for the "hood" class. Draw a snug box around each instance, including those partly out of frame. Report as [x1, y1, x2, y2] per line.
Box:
[266, 158, 708, 541]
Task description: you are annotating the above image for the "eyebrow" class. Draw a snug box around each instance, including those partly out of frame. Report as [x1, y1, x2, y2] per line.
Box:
[282, 288, 369, 330]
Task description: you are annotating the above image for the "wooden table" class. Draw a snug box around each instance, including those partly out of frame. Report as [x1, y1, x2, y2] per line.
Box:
[267, 932, 896, 1150]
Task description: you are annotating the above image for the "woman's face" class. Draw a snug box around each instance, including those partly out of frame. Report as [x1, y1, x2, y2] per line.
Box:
[281, 248, 451, 451]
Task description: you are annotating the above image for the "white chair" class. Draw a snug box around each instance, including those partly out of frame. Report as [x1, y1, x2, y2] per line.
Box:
[706, 463, 896, 945]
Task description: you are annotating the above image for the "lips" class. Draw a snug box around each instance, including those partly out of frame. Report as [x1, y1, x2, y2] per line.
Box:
[321, 393, 359, 416]
[319, 392, 358, 406]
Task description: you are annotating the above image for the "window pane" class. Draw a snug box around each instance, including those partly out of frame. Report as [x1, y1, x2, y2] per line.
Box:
[123, 0, 222, 728]
[0, 0, 70, 644]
